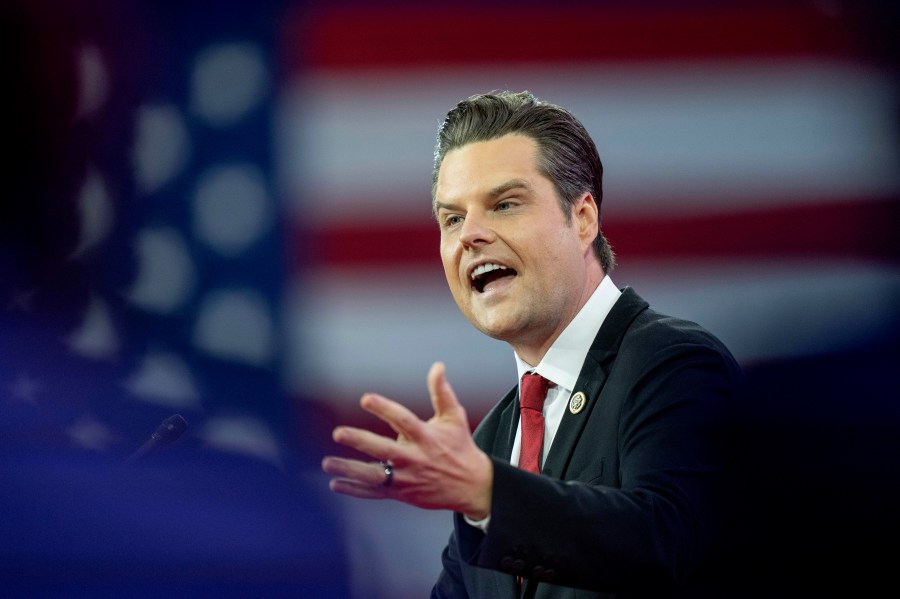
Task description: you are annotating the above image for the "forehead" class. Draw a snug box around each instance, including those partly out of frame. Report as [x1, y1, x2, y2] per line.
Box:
[435, 134, 543, 202]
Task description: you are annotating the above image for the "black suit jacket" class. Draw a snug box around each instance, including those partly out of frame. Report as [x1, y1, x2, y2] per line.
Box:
[432, 287, 743, 599]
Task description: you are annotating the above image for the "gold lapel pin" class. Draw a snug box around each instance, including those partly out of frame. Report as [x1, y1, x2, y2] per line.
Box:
[568, 391, 587, 415]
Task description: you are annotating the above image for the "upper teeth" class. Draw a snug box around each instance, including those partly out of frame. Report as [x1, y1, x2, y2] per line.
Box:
[471, 263, 507, 280]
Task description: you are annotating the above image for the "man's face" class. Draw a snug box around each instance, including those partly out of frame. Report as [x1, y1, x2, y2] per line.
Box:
[435, 134, 599, 361]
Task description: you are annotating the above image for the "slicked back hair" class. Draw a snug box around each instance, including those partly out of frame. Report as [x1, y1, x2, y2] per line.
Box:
[432, 90, 615, 272]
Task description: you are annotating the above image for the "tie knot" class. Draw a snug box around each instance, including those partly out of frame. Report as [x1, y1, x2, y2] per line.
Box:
[520, 373, 550, 411]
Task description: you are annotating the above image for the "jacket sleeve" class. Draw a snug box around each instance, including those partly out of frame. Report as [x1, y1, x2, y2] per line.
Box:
[431, 526, 467, 599]
[432, 390, 522, 599]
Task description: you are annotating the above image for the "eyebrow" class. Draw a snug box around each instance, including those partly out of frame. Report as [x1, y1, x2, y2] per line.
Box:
[434, 178, 533, 214]
[488, 178, 533, 198]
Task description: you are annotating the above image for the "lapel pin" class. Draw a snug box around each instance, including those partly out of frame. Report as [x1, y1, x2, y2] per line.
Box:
[568, 391, 587, 415]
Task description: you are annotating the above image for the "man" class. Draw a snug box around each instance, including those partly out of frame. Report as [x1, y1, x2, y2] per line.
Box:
[322, 90, 743, 597]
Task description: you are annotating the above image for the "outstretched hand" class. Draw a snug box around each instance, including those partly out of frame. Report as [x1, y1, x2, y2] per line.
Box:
[321, 362, 493, 519]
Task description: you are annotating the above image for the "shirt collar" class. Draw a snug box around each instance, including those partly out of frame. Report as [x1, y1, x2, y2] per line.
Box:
[515, 275, 621, 391]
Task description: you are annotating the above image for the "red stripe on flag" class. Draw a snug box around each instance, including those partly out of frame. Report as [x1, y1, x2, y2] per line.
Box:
[292, 198, 900, 268]
[283, 3, 865, 72]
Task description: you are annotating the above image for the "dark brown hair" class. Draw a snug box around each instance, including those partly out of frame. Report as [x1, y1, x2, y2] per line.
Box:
[432, 90, 615, 272]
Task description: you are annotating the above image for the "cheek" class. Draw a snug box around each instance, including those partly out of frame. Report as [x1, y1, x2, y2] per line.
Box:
[440, 245, 461, 285]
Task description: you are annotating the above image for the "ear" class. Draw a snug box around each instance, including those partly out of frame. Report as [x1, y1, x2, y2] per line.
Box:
[572, 192, 599, 249]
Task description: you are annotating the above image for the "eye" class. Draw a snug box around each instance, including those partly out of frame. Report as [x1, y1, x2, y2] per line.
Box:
[443, 214, 463, 228]
[496, 200, 515, 212]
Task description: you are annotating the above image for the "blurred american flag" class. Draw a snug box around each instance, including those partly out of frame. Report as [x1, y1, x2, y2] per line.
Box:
[1, 0, 307, 466]
[278, 1, 900, 423]
[275, 2, 900, 597]
[2, 1, 898, 598]
[1, 1, 347, 596]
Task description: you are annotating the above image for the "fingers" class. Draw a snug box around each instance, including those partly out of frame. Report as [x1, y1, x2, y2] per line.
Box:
[322, 362, 481, 511]
[330, 391, 429, 466]
[328, 478, 390, 500]
[322, 456, 396, 500]
[352, 364, 464, 444]
[427, 361, 464, 420]
[322, 456, 389, 488]
[360, 392, 427, 442]
[332, 424, 397, 462]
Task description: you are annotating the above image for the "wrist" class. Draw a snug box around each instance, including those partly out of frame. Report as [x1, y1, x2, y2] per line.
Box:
[463, 451, 493, 520]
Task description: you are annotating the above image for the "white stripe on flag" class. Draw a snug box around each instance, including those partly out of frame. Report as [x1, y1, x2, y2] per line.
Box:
[286, 260, 900, 413]
[276, 61, 900, 221]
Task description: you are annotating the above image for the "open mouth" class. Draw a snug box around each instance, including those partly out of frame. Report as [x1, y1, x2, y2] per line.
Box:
[470, 263, 517, 293]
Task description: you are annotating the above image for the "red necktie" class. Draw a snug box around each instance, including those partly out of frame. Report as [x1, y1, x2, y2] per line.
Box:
[516, 373, 550, 590]
[519, 373, 550, 474]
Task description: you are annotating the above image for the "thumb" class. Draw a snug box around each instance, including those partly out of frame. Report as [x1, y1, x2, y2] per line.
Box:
[427, 361, 465, 421]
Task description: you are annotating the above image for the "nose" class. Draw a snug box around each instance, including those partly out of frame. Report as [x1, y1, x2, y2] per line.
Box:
[458, 212, 495, 249]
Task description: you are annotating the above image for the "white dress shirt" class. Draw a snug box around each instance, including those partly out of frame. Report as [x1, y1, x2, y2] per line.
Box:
[465, 275, 621, 531]
[510, 274, 621, 468]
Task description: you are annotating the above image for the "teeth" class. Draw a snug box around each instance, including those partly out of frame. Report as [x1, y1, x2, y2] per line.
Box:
[471, 263, 508, 280]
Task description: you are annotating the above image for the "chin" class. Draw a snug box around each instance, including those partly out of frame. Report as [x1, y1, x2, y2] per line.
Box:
[470, 315, 518, 342]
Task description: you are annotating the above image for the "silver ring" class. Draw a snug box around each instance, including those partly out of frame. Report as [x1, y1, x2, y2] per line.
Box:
[380, 460, 394, 487]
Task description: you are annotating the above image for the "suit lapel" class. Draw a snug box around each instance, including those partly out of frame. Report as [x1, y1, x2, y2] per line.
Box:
[489, 387, 519, 460]
[473, 384, 516, 453]
[541, 287, 649, 479]
[468, 289, 649, 598]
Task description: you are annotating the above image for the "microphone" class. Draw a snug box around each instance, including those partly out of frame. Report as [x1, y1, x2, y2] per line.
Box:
[125, 414, 188, 463]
